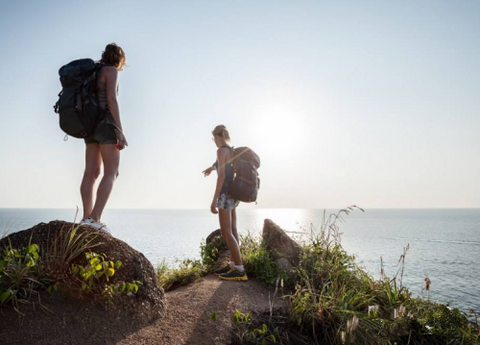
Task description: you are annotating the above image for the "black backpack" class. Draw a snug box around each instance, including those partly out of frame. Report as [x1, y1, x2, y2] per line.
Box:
[228, 147, 261, 203]
[54, 59, 106, 138]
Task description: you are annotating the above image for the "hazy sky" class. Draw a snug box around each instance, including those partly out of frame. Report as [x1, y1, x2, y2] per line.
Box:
[0, 0, 479, 209]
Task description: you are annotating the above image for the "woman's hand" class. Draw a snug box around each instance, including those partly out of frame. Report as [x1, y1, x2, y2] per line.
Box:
[115, 128, 128, 151]
[210, 201, 218, 214]
[202, 166, 214, 177]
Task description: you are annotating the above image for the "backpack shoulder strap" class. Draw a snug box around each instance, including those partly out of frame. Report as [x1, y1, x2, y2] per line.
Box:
[218, 145, 235, 165]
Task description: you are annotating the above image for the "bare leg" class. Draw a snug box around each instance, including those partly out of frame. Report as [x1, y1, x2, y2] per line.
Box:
[80, 144, 101, 220]
[90, 144, 120, 222]
[219, 209, 242, 265]
[231, 208, 239, 243]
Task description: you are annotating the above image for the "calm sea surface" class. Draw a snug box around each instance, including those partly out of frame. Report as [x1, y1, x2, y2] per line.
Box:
[1, 208, 479, 313]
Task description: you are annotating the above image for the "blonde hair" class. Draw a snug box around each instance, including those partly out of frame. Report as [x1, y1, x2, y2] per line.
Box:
[212, 125, 230, 142]
[100, 43, 126, 71]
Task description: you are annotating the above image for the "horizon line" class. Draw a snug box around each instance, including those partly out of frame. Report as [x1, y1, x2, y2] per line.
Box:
[0, 207, 478, 210]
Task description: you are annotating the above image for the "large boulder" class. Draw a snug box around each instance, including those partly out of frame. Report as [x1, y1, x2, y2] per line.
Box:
[262, 219, 301, 277]
[0, 220, 166, 322]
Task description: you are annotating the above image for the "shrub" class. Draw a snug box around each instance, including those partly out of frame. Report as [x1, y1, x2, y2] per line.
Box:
[157, 259, 207, 292]
[0, 224, 138, 314]
[43, 223, 98, 278]
[0, 241, 49, 315]
[200, 234, 227, 268]
[286, 206, 480, 344]
[71, 252, 141, 303]
[240, 232, 286, 285]
[232, 206, 479, 344]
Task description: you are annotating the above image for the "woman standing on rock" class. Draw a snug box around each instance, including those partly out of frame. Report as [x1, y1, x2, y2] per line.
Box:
[80, 43, 128, 233]
[202, 125, 248, 281]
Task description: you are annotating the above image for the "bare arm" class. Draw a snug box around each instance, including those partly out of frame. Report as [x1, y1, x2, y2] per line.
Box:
[210, 148, 228, 213]
[105, 67, 123, 132]
[202, 163, 216, 177]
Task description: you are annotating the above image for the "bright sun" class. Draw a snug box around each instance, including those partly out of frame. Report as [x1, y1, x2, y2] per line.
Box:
[251, 103, 303, 157]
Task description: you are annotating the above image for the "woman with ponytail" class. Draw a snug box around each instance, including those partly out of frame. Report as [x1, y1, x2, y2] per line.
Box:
[79, 43, 128, 233]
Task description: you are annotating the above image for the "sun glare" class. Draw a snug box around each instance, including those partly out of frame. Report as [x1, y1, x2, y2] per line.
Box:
[251, 103, 304, 157]
[255, 208, 309, 232]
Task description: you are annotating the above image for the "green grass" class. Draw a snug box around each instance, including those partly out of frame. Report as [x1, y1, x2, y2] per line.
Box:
[0, 240, 48, 315]
[157, 230, 287, 291]
[200, 234, 227, 268]
[230, 206, 480, 345]
[157, 258, 208, 292]
[155, 207, 480, 344]
[240, 232, 288, 285]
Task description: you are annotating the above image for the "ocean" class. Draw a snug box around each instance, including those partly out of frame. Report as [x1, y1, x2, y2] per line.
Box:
[1, 208, 479, 314]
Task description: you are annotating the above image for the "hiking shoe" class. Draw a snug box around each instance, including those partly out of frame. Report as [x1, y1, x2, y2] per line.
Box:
[219, 268, 248, 281]
[80, 217, 111, 234]
[214, 264, 232, 276]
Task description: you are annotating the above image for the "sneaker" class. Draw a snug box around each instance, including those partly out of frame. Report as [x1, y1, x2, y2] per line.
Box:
[219, 268, 248, 281]
[80, 217, 111, 234]
[214, 264, 232, 276]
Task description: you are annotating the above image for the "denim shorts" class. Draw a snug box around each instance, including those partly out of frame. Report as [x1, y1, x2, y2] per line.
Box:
[216, 192, 239, 210]
[84, 123, 117, 145]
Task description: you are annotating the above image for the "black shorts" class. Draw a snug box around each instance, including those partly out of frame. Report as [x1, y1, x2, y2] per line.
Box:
[84, 123, 117, 145]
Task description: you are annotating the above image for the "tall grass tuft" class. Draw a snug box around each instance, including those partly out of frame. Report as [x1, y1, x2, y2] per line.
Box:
[156, 259, 207, 292]
[282, 206, 479, 345]
[42, 223, 98, 281]
[240, 232, 287, 285]
[0, 238, 48, 316]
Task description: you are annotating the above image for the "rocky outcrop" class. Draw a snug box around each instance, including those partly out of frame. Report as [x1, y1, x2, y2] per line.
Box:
[205, 229, 223, 247]
[262, 219, 301, 278]
[0, 220, 166, 322]
[205, 229, 230, 270]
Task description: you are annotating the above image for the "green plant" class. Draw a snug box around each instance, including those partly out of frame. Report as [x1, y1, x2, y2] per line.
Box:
[0, 241, 49, 315]
[232, 310, 287, 345]
[200, 235, 227, 268]
[43, 223, 98, 277]
[282, 206, 480, 344]
[157, 259, 207, 291]
[207, 310, 218, 322]
[240, 233, 286, 285]
[71, 252, 120, 290]
[0, 223, 103, 315]
[71, 252, 141, 303]
[0, 216, 141, 315]
[233, 309, 253, 325]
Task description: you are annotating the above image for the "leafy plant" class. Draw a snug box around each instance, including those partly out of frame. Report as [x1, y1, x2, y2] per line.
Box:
[157, 259, 207, 291]
[240, 232, 286, 285]
[71, 252, 121, 290]
[200, 234, 227, 268]
[71, 251, 141, 303]
[232, 310, 286, 345]
[233, 309, 252, 325]
[282, 206, 480, 344]
[0, 240, 49, 315]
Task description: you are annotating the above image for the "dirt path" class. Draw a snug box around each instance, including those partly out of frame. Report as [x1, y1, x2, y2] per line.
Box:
[119, 274, 282, 345]
[0, 274, 283, 345]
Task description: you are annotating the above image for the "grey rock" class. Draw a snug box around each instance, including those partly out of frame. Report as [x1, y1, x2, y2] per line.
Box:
[262, 219, 301, 265]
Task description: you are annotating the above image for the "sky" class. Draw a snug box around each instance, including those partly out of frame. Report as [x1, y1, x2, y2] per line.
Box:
[0, 0, 479, 209]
